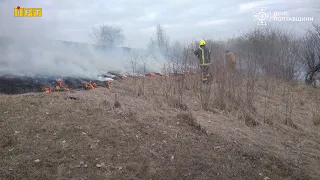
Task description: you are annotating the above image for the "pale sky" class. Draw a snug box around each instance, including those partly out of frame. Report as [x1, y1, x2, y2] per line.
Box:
[0, 0, 319, 49]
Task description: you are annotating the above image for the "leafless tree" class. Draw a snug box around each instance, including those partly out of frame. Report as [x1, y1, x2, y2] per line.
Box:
[148, 24, 171, 72]
[91, 24, 124, 49]
[300, 23, 320, 85]
[234, 27, 303, 126]
[181, 45, 194, 72]
[147, 37, 161, 66]
[128, 50, 140, 75]
[137, 52, 149, 96]
[140, 52, 149, 74]
[235, 27, 301, 81]
[155, 25, 170, 60]
[170, 41, 184, 73]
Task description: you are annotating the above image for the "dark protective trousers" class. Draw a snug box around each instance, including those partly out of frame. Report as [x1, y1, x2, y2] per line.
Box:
[200, 65, 210, 81]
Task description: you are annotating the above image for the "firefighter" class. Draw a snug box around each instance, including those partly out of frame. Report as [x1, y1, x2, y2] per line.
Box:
[225, 50, 236, 74]
[193, 39, 212, 82]
[225, 50, 237, 95]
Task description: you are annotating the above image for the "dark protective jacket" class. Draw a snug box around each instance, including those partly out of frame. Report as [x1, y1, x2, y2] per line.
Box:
[194, 45, 211, 66]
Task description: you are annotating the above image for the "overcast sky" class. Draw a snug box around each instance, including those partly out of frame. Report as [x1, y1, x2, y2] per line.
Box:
[0, 0, 319, 49]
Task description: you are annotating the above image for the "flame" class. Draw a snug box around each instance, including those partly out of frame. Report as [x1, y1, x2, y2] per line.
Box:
[42, 78, 70, 93]
[55, 78, 70, 91]
[42, 87, 52, 93]
[83, 81, 96, 90]
[56, 78, 63, 86]
[42, 78, 111, 93]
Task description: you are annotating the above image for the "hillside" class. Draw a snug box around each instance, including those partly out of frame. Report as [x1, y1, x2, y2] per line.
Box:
[0, 76, 320, 180]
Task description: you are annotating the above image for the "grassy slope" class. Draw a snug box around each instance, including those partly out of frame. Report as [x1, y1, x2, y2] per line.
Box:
[0, 77, 319, 180]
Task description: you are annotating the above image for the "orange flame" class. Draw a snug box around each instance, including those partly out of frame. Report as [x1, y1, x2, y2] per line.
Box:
[42, 78, 70, 93]
[55, 78, 70, 91]
[83, 81, 96, 90]
[42, 78, 111, 93]
[42, 87, 52, 93]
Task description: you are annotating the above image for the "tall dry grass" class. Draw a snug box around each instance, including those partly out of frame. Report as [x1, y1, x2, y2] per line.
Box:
[131, 25, 320, 129]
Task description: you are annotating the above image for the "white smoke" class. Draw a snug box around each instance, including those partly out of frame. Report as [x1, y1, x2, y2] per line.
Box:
[0, 37, 135, 79]
[0, 0, 162, 79]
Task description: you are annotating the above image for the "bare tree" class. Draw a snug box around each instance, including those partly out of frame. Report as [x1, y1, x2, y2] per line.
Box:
[92, 24, 124, 49]
[128, 50, 140, 75]
[170, 41, 184, 73]
[148, 24, 171, 72]
[140, 52, 149, 74]
[300, 23, 320, 85]
[147, 37, 160, 63]
[235, 27, 301, 81]
[181, 45, 194, 72]
[156, 25, 170, 59]
[140, 52, 149, 96]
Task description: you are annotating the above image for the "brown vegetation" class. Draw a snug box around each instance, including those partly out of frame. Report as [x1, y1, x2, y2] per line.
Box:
[1, 24, 320, 179]
[1, 75, 320, 179]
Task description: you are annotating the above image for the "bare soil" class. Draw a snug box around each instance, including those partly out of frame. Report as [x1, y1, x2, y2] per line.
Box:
[0, 77, 319, 180]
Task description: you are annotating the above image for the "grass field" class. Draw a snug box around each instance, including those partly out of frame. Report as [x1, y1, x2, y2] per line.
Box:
[1, 76, 320, 180]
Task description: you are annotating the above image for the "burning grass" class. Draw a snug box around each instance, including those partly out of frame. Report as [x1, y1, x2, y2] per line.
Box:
[0, 76, 111, 94]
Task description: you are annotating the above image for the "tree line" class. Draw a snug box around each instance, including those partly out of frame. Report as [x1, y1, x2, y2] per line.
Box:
[91, 23, 320, 85]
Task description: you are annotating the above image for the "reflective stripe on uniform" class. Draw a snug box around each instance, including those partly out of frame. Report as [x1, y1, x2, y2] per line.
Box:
[200, 47, 204, 65]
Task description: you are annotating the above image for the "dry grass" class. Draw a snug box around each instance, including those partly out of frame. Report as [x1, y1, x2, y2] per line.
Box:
[1, 77, 320, 180]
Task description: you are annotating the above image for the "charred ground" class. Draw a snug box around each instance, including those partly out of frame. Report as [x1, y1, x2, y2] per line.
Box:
[0, 76, 320, 180]
[0, 76, 111, 94]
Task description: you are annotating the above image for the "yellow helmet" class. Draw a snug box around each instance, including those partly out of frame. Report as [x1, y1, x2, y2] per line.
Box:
[199, 39, 206, 46]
